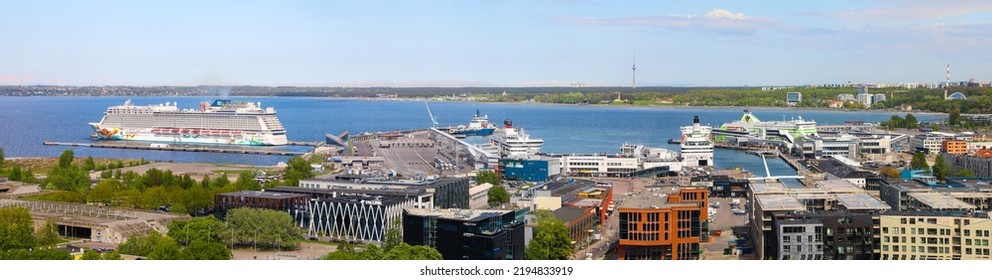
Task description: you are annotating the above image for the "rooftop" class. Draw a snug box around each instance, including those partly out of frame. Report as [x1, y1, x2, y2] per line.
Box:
[751, 182, 790, 194]
[835, 194, 891, 211]
[814, 180, 864, 193]
[217, 190, 308, 200]
[470, 183, 494, 195]
[620, 187, 696, 209]
[553, 206, 595, 224]
[404, 208, 511, 222]
[818, 159, 876, 179]
[755, 195, 806, 212]
[908, 192, 977, 210]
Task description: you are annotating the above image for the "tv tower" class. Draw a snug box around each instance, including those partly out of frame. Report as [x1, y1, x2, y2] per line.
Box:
[944, 63, 950, 100]
[631, 50, 637, 90]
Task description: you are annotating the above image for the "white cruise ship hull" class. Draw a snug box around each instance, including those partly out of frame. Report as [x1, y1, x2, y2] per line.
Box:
[89, 123, 288, 146]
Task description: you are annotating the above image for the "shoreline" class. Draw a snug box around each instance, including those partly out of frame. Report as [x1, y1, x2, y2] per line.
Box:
[0, 95, 947, 115]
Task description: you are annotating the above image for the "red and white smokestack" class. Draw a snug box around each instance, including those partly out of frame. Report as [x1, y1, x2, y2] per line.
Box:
[503, 119, 513, 129]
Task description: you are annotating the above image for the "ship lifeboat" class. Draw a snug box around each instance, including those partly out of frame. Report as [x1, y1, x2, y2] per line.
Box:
[233, 131, 243, 135]
[172, 128, 180, 133]
[181, 129, 190, 134]
[191, 129, 200, 134]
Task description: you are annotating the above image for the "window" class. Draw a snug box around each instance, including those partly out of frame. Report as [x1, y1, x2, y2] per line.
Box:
[783, 236, 791, 243]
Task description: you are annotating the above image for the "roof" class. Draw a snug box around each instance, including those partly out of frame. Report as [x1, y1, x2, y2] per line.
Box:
[814, 180, 864, 193]
[751, 182, 790, 194]
[948, 92, 967, 100]
[470, 183, 494, 195]
[553, 206, 595, 224]
[818, 159, 875, 179]
[620, 188, 691, 209]
[908, 192, 977, 210]
[217, 190, 308, 200]
[404, 208, 511, 222]
[835, 194, 891, 211]
[755, 195, 806, 212]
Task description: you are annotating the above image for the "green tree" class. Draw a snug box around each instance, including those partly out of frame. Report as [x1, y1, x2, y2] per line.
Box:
[83, 156, 96, 171]
[321, 243, 361, 260]
[487, 186, 510, 207]
[81, 249, 102, 260]
[383, 219, 402, 251]
[88, 179, 121, 205]
[476, 171, 502, 186]
[211, 173, 231, 189]
[283, 156, 314, 187]
[0, 146, 4, 166]
[168, 216, 227, 245]
[147, 237, 185, 260]
[910, 153, 930, 171]
[8, 166, 22, 182]
[949, 111, 961, 126]
[183, 239, 231, 260]
[225, 208, 301, 250]
[933, 155, 950, 182]
[233, 171, 262, 191]
[118, 231, 171, 257]
[36, 219, 61, 248]
[58, 149, 74, 169]
[0, 207, 37, 251]
[904, 114, 919, 129]
[200, 175, 211, 189]
[525, 211, 573, 260]
[953, 169, 975, 177]
[382, 243, 443, 260]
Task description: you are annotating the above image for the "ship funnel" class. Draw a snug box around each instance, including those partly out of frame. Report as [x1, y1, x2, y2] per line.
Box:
[504, 119, 513, 129]
[693, 115, 700, 124]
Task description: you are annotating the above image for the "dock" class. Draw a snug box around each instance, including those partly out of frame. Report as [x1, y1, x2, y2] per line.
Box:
[43, 141, 307, 156]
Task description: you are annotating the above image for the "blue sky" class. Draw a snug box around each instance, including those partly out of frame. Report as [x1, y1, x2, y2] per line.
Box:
[1, 0, 990, 87]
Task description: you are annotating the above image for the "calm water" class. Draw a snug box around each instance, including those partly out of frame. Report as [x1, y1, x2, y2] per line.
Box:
[0, 97, 942, 175]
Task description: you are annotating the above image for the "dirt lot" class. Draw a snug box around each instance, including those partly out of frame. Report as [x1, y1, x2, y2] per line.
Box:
[232, 241, 337, 260]
[96, 162, 278, 181]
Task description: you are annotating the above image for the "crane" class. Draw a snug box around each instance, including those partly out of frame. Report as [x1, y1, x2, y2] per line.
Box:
[424, 101, 439, 127]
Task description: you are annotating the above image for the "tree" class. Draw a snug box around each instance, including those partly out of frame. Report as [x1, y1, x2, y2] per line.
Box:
[904, 114, 919, 129]
[37, 219, 61, 248]
[525, 211, 573, 260]
[118, 231, 171, 257]
[953, 169, 975, 177]
[487, 186, 510, 207]
[283, 156, 314, 187]
[233, 171, 262, 191]
[168, 216, 227, 245]
[225, 208, 301, 250]
[0, 146, 4, 166]
[383, 243, 443, 260]
[476, 171, 502, 186]
[88, 179, 121, 206]
[211, 173, 231, 189]
[910, 152, 930, 171]
[8, 166, 21, 182]
[383, 219, 402, 251]
[0, 207, 37, 251]
[83, 156, 96, 171]
[81, 249, 102, 260]
[949, 111, 961, 126]
[184, 239, 231, 260]
[58, 149, 74, 169]
[933, 155, 950, 182]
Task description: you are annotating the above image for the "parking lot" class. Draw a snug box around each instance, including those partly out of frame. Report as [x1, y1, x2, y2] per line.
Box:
[701, 197, 752, 260]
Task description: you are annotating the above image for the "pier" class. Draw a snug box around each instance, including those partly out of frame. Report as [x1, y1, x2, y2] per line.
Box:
[43, 141, 307, 156]
[714, 142, 807, 177]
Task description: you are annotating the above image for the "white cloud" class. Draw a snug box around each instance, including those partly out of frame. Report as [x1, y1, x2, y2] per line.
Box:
[705, 8, 746, 20]
[553, 8, 778, 35]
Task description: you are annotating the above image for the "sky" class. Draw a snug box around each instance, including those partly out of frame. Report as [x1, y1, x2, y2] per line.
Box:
[1, 0, 990, 87]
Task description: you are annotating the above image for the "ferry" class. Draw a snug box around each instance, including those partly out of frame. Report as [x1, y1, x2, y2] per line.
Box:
[88, 99, 288, 146]
[718, 110, 817, 143]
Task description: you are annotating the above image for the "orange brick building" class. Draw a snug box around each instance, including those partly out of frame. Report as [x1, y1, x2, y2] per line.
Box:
[617, 188, 708, 260]
[942, 140, 968, 155]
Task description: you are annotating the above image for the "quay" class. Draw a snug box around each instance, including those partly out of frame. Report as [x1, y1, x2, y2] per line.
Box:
[43, 140, 307, 156]
[713, 142, 805, 175]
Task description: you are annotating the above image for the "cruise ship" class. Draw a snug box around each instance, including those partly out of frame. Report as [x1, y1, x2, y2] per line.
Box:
[718, 110, 817, 143]
[484, 119, 544, 158]
[89, 99, 288, 146]
[680, 115, 714, 167]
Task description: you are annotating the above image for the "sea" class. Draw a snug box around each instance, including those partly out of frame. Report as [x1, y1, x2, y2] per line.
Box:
[0, 96, 944, 179]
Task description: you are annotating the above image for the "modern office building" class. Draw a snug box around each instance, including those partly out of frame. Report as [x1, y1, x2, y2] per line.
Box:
[214, 191, 309, 218]
[553, 206, 599, 251]
[298, 177, 470, 209]
[265, 186, 430, 243]
[775, 219, 824, 260]
[880, 213, 992, 260]
[617, 187, 709, 260]
[403, 208, 525, 260]
[502, 157, 559, 182]
[942, 140, 969, 155]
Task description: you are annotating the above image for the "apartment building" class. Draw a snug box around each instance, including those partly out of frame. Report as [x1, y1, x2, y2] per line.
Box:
[880, 214, 992, 260]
